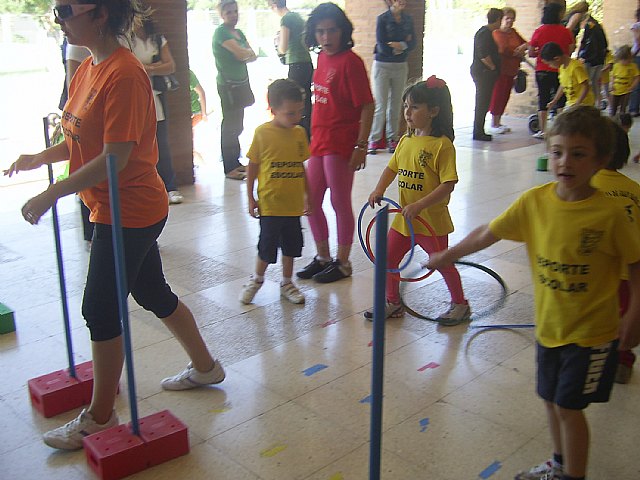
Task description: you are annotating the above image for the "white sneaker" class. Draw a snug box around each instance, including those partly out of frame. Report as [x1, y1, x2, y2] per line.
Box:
[239, 277, 263, 304]
[363, 301, 404, 320]
[280, 282, 305, 304]
[161, 361, 226, 391]
[43, 408, 119, 450]
[168, 190, 184, 204]
[437, 302, 471, 326]
[498, 125, 511, 133]
[514, 459, 562, 479]
[532, 131, 545, 139]
[488, 126, 506, 135]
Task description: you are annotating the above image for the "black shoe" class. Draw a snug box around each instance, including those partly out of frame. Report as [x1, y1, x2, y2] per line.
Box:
[473, 133, 492, 141]
[297, 256, 330, 279]
[312, 260, 352, 283]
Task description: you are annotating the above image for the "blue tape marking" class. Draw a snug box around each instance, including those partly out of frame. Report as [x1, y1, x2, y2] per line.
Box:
[419, 418, 429, 432]
[302, 364, 328, 377]
[360, 394, 373, 404]
[478, 461, 502, 479]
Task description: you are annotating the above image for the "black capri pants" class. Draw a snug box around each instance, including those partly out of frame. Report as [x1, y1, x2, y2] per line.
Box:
[535, 70, 566, 111]
[82, 217, 178, 341]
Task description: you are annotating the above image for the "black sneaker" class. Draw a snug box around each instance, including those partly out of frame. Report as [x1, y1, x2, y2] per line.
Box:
[312, 260, 352, 283]
[297, 256, 330, 279]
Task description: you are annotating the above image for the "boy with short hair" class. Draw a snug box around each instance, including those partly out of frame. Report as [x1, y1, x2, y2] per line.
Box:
[427, 106, 640, 480]
[541, 41, 595, 110]
[240, 79, 310, 305]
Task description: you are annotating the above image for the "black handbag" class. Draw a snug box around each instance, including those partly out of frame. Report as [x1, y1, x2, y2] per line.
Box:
[151, 35, 179, 93]
[222, 76, 255, 108]
[514, 69, 526, 93]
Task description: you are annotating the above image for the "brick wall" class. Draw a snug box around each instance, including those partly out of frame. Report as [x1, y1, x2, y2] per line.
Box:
[147, 0, 194, 186]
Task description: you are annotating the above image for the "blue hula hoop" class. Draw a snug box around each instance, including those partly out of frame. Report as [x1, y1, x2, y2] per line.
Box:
[357, 197, 415, 274]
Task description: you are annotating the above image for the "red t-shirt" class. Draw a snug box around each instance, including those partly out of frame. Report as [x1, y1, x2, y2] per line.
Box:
[311, 49, 373, 159]
[63, 47, 168, 228]
[529, 24, 574, 72]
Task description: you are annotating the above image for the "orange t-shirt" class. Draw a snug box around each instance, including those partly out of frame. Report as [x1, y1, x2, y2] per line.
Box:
[63, 47, 168, 228]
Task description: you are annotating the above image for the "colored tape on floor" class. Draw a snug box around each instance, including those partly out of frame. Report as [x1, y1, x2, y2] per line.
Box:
[303, 364, 328, 376]
[417, 362, 440, 371]
[478, 461, 502, 479]
[419, 418, 429, 432]
[260, 444, 287, 458]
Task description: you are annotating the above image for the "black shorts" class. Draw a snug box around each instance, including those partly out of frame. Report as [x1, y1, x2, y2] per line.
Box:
[258, 216, 303, 264]
[536, 340, 618, 410]
[535, 70, 567, 111]
[82, 218, 178, 342]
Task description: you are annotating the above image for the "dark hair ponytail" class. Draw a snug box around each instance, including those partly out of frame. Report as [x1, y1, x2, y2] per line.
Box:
[402, 76, 454, 142]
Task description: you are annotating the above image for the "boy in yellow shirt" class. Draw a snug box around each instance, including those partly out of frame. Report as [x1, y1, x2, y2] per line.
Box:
[427, 106, 640, 480]
[240, 79, 310, 305]
[541, 41, 595, 110]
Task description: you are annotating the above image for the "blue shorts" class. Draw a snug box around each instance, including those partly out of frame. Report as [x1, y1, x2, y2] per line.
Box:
[258, 216, 303, 264]
[536, 340, 618, 410]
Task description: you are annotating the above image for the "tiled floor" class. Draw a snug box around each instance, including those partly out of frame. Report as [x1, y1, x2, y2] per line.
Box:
[1, 116, 639, 480]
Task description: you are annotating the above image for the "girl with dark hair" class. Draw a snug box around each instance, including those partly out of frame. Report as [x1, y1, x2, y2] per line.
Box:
[130, 15, 183, 204]
[4, 0, 224, 450]
[296, 2, 374, 284]
[528, 2, 575, 139]
[365, 77, 469, 324]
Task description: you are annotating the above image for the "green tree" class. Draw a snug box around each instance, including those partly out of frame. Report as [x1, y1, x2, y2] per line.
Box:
[0, 0, 51, 14]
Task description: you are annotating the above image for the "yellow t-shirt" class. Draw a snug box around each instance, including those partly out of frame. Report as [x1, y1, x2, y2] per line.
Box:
[558, 58, 595, 107]
[387, 134, 458, 236]
[601, 51, 614, 84]
[612, 62, 640, 96]
[246, 122, 309, 216]
[489, 183, 640, 348]
[592, 169, 640, 280]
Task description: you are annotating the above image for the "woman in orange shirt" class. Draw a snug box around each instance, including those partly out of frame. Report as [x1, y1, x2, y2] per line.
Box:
[4, 0, 224, 450]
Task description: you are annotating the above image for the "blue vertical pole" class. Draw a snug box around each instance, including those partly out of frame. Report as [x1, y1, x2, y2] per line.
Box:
[369, 205, 388, 480]
[106, 154, 140, 435]
[42, 116, 76, 379]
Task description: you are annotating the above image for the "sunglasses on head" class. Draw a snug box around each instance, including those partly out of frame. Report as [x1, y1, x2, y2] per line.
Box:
[53, 4, 97, 21]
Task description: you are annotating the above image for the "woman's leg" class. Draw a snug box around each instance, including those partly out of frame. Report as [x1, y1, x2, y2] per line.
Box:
[324, 154, 355, 264]
[218, 84, 244, 174]
[387, 62, 409, 142]
[88, 336, 124, 423]
[489, 74, 513, 128]
[288, 62, 313, 140]
[369, 61, 389, 145]
[418, 234, 466, 304]
[385, 229, 411, 304]
[155, 118, 177, 192]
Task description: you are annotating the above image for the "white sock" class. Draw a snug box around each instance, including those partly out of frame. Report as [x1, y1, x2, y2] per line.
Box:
[281, 277, 292, 286]
[252, 274, 264, 283]
[316, 255, 332, 263]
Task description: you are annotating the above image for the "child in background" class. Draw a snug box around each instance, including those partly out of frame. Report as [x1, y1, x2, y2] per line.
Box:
[366, 76, 470, 325]
[189, 69, 207, 127]
[600, 49, 613, 110]
[240, 79, 310, 305]
[610, 45, 640, 117]
[427, 106, 640, 480]
[541, 41, 595, 110]
[592, 119, 638, 384]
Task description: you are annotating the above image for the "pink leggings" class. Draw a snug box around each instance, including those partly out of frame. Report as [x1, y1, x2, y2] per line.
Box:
[386, 228, 466, 305]
[306, 154, 355, 247]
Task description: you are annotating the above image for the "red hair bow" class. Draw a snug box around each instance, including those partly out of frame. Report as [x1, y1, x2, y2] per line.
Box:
[425, 75, 446, 88]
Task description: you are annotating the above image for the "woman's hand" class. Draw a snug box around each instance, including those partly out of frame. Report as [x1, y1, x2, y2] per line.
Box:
[4, 154, 45, 177]
[349, 148, 367, 171]
[402, 202, 422, 221]
[22, 188, 56, 225]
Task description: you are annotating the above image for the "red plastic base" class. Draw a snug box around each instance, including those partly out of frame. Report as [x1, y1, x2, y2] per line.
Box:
[84, 410, 189, 480]
[28, 361, 95, 418]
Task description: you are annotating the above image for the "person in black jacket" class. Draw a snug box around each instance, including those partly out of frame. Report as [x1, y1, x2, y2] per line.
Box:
[577, 10, 608, 108]
[470, 8, 504, 141]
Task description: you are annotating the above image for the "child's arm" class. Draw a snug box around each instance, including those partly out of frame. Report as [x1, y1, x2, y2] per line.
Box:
[302, 165, 311, 216]
[547, 85, 564, 110]
[426, 224, 499, 268]
[246, 162, 260, 217]
[402, 181, 455, 220]
[368, 167, 397, 207]
[619, 261, 640, 351]
[574, 80, 590, 106]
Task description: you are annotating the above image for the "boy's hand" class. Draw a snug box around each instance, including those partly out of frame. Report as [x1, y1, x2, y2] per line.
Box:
[368, 191, 383, 208]
[4, 154, 44, 177]
[618, 315, 640, 351]
[546, 101, 556, 110]
[303, 197, 311, 216]
[402, 202, 421, 221]
[248, 197, 259, 218]
[424, 250, 452, 270]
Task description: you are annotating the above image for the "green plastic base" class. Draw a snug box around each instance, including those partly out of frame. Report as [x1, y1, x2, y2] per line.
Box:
[0, 303, 16, 334]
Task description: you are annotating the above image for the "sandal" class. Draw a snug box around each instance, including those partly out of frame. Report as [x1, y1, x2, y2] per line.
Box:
[225, 169, 246, 180]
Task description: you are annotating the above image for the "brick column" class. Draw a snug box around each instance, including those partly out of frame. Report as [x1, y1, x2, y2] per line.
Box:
[147, 0, 194, 186]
